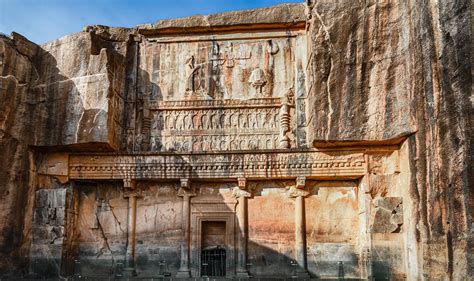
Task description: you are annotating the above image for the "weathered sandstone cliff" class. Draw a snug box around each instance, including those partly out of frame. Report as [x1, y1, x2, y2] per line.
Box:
[0, 1, 471, 279]
[307, 0, 472, 279]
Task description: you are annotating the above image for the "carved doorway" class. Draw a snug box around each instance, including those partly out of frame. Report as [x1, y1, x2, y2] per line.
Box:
[201, 221, 227, 276]
[191, 202, 235, 277]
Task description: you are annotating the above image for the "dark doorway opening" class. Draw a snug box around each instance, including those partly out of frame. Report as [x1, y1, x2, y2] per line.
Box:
[201, 247, 226, 277]
[201, 221, 226, 277]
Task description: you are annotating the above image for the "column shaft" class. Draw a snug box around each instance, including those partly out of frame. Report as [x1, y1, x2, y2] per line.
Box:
[236, 196, 249, 276]
[294, 194, 310, 278]
[126, 195, 137, 267]
[177, 194, 192, 277]
[295, 195, 306, 269]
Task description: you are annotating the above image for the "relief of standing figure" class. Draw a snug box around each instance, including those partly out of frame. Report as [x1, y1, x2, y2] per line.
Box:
[185, 55, 201, 95]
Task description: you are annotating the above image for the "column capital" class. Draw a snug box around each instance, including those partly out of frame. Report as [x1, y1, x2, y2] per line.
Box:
[123, 189, 143, 198]
[233, 178, 252, 198]
[296, 176, 307, 189]
[286, 185, 310, 198]
[178, 187, 196, 197]
[178, 179, 196, 197]
[123, 179, 141, 198]
[232, 186, 252, 198]
[237, 177, 247, 189]
[180, 178, 191, 189]
[123, 178, 136, 189]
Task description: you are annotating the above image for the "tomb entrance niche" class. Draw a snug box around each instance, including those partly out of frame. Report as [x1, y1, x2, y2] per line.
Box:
[201, 221, 227, 277]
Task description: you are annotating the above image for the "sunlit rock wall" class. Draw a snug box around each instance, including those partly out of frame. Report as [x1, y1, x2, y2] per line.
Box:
[0, 27, 135, 273]
[73, 181, 183, 278]
[0, 1, 471, 279]
[307, 0, 473, 279]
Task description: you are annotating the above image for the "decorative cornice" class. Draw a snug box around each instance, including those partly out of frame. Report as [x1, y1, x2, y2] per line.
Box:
[150, 98, 281, 110]
[68, 151, 366, 180]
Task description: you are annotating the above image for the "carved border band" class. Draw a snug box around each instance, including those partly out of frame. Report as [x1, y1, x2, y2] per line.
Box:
[68, 151, 366, 180]
[150, 98, 281, 110]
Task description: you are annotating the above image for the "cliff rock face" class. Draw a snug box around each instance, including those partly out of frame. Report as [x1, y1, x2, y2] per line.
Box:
[0, 2, 472, 279]
[0, 28, 135, 271]
[307, 0, 472, 279]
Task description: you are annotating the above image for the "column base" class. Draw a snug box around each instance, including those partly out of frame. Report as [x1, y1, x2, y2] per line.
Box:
[175, 269, 191, 278]
[122, 267, 137, 277]
[236, 269, 250, 278]
[293, 269, 311, 279]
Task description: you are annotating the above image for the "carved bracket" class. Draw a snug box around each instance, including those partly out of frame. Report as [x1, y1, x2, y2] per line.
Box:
[237, 177, 247, 189]
[178, 179, 196, 197]
[232, 186, 252, 199]
[123, 179, 135, 189]
[232, 177, 252, 198]
[286, 185, 310, 198]
[123, 189, 144, 198]
[295, 176, 306, 189]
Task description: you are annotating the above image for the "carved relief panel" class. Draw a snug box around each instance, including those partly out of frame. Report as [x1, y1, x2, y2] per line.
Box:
[147, 97, 292, 152]
[129, 31, 307, 152]
[143, 38, 295, 101]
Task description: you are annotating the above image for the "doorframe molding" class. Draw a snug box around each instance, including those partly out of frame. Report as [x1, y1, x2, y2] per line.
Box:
[190, 201, 236, 277]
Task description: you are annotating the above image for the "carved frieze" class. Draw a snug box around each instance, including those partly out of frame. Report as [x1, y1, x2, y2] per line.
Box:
[147, 98, 285, 152]
[68, 151, 366, 180]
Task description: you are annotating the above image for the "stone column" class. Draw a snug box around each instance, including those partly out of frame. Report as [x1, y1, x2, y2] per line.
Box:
[123, 179, 140, 276]
[176, 179, 196, 278]
[358, 174, 373, 280]
[287, 177, 310, 278]
[233, 178, 251, 278]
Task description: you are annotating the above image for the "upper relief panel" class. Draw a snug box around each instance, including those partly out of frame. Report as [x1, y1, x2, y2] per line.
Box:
[142, 38, 294, 101]
[131, 4, 308, 153]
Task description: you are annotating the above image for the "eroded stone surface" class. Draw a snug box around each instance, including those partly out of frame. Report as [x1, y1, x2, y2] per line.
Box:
[0, 2, 472, 280]
[139, 3, 306, 34]
[371, 197, 403, 233]
[306, 1, 472, 278]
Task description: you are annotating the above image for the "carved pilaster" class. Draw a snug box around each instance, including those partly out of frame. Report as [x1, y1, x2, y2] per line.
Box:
[279, 87, 295, 149]
[139, 92, 152, 151]
[233, 178, 251, 278]
[286, 177, 310, 278]
[176, 179, 196, 278]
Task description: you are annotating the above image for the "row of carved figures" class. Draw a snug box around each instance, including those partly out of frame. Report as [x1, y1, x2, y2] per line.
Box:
[151, 108, 280, 131]
[147, 134, 280, 152]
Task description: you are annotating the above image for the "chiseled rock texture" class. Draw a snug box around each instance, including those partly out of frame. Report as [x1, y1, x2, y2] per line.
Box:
[0, 27, 136, 272]
[307, 0, 472, 279]
[0, 1, 472, 279]
[140, 3, 306, 33]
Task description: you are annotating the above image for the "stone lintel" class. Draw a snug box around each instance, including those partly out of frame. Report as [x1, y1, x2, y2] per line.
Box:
[69, 151, 367, 181]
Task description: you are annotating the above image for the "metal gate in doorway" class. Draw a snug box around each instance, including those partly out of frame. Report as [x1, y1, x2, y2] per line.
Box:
[201, 247, 226, 277]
